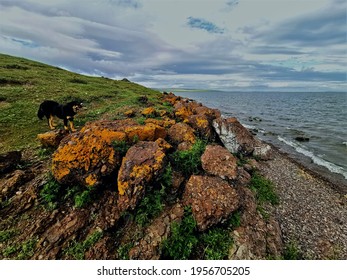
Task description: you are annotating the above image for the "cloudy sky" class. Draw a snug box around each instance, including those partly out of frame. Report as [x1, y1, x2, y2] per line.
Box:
[0, 0, 346, 91]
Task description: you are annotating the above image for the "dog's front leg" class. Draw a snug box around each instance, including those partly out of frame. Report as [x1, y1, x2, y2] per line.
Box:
[49, 115, 56, 129]
[63, 118, 69, 131]
[66, 116, 77, 132]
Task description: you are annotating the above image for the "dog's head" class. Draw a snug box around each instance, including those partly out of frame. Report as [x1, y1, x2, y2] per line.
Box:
[69, 101, 83, 113]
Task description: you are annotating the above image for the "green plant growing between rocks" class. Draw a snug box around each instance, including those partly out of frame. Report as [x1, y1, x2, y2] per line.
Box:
[249, 172, 279, 205]
[117, 242, 133, 260]
[2, 237, 38, 259]
[64, 229, 103, 260]
[40, 174, 63, 210]
[171, 139, 206, 176]
[200, 227, 233, 260]
[0, 229, 17, 242]
[135, 185, 165, 227]
[74, 189, 93, 208]
[40, 174, 94, 210]
[161, 207, 198, 260]
[112, 140, 131, 157]
[283, 241, 303, 260]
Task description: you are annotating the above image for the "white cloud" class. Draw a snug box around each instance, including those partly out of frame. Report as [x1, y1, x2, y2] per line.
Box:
[0, 0, 345, 91]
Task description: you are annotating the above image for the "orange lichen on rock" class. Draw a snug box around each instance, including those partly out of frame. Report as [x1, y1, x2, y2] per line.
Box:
[117, 141, 166, 209]
[52, 130, 119, 186]
[174, 102, 193, 122]
[141, 107, 156, 117]
[124, 109, 136, 117]
[85, 174, 98, 187]
[37, 130, 68, 148]
[52, 119, 168, 189]
[125, 123, 166, 142]
[167, 122, 196, 145]
[144, 118, 176, 128]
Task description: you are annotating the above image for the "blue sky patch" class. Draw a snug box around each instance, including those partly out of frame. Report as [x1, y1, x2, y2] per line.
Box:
[187, 17, 224, 34]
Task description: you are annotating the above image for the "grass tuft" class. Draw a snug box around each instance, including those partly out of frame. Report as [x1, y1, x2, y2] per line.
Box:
[171, 139, 206, 176]
[249, 172, 279, 205]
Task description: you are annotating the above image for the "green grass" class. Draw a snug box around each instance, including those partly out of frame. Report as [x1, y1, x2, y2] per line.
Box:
[40, 174, 63, 210]
[170, 139, 206, 176]
[283, 241, 303, 260]
[117, 243, 133, 260]
[200, 227, 233, 260]
[2, 237, 38, 259]
[0, 53, 163, 153]
[64, 229, 103, 260]
[0, 229, 18, 242]
[249, 172, 279, 206]
[134, 185, 166, 227]
[40, 173, 95, 210]
[161, 207, 198, 260]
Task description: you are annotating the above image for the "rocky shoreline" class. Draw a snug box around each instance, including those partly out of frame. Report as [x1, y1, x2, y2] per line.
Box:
[258, 146, 347, 259]
[1, 91, 346, 260]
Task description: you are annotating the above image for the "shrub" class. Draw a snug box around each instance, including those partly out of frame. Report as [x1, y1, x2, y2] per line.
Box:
[161, 207, 198, 260]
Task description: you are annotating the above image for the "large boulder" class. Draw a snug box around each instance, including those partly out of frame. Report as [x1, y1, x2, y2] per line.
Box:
[213, 117, 272, 159]
[201, 145, 238, 181]
[52, 119, 166, 187]
[117, 141, 166, 211]
[182, 175, 239, 231]
[193, 105, 221, 120]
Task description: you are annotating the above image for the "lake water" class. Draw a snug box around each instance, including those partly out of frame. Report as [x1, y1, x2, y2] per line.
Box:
[176, 91, 347, 180]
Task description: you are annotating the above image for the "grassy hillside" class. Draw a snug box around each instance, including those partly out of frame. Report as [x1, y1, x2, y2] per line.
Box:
[0, 53, 164, 153]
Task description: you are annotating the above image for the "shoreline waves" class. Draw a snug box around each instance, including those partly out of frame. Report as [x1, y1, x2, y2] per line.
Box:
[175, 90, 347, 188]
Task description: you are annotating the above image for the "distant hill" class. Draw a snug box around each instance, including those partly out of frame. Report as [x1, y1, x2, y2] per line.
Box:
[0, 53, 162, 153]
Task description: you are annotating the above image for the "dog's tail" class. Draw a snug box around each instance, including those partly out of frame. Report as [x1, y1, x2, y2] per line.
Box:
[37, 104, 44, 120]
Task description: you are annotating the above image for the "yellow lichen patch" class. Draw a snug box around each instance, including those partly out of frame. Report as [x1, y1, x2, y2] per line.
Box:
[130, 165, 152, 180]
[52, 165, 70, 181]
[145, 118, 175, 128]
[195, 117, 209, 128]
[93, 128, 127, 144]
[124, 109, 136, 117]
[142, 107, 156, 116]
[125, 123, 166, 141]
[175, 106, 193, 122]
[85, 174, 98, 187]
[118, 180, 129, 196]
[155, 138, 172, 152]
